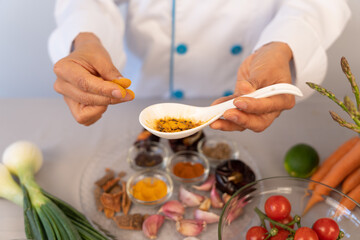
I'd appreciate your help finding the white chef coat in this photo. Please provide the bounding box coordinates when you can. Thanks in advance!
[48,0,350,100]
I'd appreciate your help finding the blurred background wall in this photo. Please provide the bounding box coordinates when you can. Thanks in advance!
[0,0,359,98]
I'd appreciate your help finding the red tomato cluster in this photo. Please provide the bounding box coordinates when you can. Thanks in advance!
[245,195,341,240]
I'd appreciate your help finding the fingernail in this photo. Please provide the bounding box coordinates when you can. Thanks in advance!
[234,100,247,110]
[123,93,133,101]
[112,89,124,98]
[209,122,220,130]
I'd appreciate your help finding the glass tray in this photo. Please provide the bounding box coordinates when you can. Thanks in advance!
[79,132,261,240]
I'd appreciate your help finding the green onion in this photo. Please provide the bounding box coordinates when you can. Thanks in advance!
[0,163,23,206]
[1,141,110,240]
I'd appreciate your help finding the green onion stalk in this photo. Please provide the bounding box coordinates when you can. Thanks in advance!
[0,163,23,206]
[1,141,109,240]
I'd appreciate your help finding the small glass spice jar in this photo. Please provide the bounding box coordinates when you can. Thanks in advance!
[127,141,169,170]
[197,135,239,167]
[126,169,173,206]
[166,150,210,185]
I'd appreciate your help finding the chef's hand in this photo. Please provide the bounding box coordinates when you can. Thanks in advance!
[210,42,295,132]
[53,32,134,126]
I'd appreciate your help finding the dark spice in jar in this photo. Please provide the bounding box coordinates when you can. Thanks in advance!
[202,142,231,160]
[134,152,163,167]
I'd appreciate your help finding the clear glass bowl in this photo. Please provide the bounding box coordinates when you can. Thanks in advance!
[127,141,169,171]
[197,135,239,168]
[166,150,210,185]
[79,132,260,239]
[126,169,173,206]
[218,176,360,240]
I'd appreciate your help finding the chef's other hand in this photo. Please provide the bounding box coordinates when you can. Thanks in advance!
[53,32,134,126]
[210,42,295,132]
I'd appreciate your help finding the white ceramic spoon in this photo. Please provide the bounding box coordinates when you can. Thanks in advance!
[139,83,303,139]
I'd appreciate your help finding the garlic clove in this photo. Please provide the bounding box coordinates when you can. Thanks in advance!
[210,184,224,208]
[162,211,183,221]
[142,214,165,239]
[176,219,206,237]
[225,197,247,225]
[192,174,215,191]
[179,185,205,207]
[194,209,220,224]
[199,197,211,211]
[158,200,185,221]
[222,193,232,204]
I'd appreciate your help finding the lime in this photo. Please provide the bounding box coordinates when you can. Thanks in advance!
[284,143,319,178]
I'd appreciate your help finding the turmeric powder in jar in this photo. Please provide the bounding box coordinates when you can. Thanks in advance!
[131,177,167,202]
[155,118,203,133]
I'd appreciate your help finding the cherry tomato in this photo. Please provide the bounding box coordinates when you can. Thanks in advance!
[264,195,291,220]
[246,226,267,240]
[312,218,340,240]
[270,230,291,240]
[294,227,319,240]
[270,215,294,230]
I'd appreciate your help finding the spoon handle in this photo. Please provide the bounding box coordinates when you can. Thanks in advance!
[211,83,303,114]
[242,83,303,98]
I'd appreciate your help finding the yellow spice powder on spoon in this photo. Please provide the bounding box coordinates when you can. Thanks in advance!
[155,118,203,132]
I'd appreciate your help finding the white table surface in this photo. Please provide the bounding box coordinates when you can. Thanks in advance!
[0,95,355,239]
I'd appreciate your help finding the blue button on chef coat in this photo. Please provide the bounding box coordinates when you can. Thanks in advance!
[231,45,243,55]
[176,44,188,54]
[172,90,184,99]
[223,90,234,97]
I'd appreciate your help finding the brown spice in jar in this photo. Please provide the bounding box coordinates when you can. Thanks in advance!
[155,118,203,133]
[173,161,205,179]
[202,142,231,160]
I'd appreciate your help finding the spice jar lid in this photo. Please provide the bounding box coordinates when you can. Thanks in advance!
[166,150,210,185]
[127,141,169,171]
[197,135,239,168]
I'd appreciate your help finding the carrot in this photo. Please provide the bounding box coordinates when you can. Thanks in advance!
[342,167,360,194]
[308,136,359,190]
[303,139,360,215]
[334,184,360,217]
